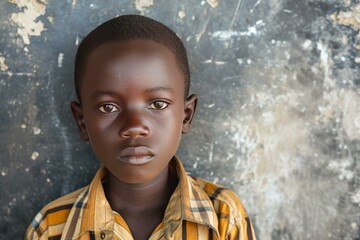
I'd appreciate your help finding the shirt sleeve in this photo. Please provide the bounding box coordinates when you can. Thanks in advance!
[218,188,256,240]
[24,223,39,240]
[227,215,256,240]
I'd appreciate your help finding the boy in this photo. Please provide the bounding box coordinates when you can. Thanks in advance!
[25,15,256,240]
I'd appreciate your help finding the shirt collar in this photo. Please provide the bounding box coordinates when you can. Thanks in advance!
[69,156,219,239]
[163,156,219,238]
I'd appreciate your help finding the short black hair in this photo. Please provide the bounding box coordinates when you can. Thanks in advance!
[74,14,190,101]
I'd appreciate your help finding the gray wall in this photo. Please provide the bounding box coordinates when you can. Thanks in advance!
[1,0,360,239]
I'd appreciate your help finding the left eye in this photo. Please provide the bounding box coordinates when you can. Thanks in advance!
[148,101,169,110]
[98,104,120,113]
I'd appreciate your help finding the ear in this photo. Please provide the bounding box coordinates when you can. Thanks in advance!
[70,101,89,141]
[182,94,198,134]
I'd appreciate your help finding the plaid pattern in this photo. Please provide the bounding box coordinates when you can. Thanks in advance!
[25,156,256,240]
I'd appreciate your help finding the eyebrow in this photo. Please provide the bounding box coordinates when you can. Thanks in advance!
[90,90,119,99]
[90,86,175,99]
[145,86,175,93]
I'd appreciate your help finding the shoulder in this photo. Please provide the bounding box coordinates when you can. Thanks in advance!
[190,176,256,239]
[191,176,249,219]
[25,186,88,240]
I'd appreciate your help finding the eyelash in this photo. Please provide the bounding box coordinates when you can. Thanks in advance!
[98,104,120,113]
[148,100,169,110]
[97,100,170,114]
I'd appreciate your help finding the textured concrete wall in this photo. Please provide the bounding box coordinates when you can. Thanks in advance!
[1,0,360,239]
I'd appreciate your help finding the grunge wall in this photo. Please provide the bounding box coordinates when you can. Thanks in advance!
[1,0,360,239]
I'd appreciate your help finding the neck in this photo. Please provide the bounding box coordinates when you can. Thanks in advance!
[104,165,178,214]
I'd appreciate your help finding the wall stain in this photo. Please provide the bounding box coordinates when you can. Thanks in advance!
[8,0,47,45]
[0,56,9,72]
[331,3,360,32]
[134,0,154,14]
[207,0,219,9]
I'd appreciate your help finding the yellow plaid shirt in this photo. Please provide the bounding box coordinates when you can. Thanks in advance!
[25,156,256,240]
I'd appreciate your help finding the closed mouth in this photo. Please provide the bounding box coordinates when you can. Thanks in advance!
[116,146,155,165]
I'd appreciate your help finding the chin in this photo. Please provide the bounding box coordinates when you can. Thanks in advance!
[116,171,156,184]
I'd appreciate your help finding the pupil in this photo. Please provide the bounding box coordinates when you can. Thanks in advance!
[104,105,113,112]
[155,102,163,108]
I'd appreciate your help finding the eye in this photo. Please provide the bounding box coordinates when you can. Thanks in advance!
[98,104,120,113]
[148,101,169,110]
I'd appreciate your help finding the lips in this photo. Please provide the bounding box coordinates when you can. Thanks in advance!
[116,146,155,165]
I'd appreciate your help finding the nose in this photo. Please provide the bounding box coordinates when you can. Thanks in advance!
[119,111,150,138]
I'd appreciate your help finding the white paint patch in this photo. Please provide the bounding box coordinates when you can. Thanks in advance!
[317,42,334,89]
[33,127,41,135]
[211,30,243,39]
[212,20,265,40]
[302,39,312,50]
[47,16,53,23]
[31,151,39,160]
[351,189,360,206]
[9,0,47,45]
[207,0,219,8]
[58,53,64,68]
[202,59,227,65]
[178,10,186,19]
[208,143,214,162]
[0,56,9,71]
[134,0,154,14]
[1,169,8,176]
[328,159,354,181]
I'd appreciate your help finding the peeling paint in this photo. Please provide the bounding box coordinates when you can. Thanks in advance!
[57,53,64,68]
[32,127,41,135]
[212,20,265,40]
[178,10,186,19]
[0,56,9,71]
[9,0,47,45]
[331,3,360,31]
[31,151,39,160]
[1,169,8,176]
[207,0,219,8]
[134,0,154,14]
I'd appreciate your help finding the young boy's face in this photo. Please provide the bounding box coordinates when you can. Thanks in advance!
[71,40,197,184]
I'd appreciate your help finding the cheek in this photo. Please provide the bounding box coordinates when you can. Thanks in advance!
[84,114,118,144]
[155,108,184,143]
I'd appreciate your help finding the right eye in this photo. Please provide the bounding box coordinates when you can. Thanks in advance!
[98,104,120,113]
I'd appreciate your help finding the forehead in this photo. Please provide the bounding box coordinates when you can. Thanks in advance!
[81,39,184,98]
[86,39,177,69]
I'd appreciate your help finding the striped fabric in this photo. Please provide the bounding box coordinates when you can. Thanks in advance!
[25,156,256,240]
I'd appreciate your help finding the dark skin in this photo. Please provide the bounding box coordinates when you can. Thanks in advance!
[71,40,197,240]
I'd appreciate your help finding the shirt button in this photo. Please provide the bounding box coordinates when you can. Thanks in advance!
[100,231,106,239]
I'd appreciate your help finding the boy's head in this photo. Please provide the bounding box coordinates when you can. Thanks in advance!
[71,15,197,184]
[74,14,191,101]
